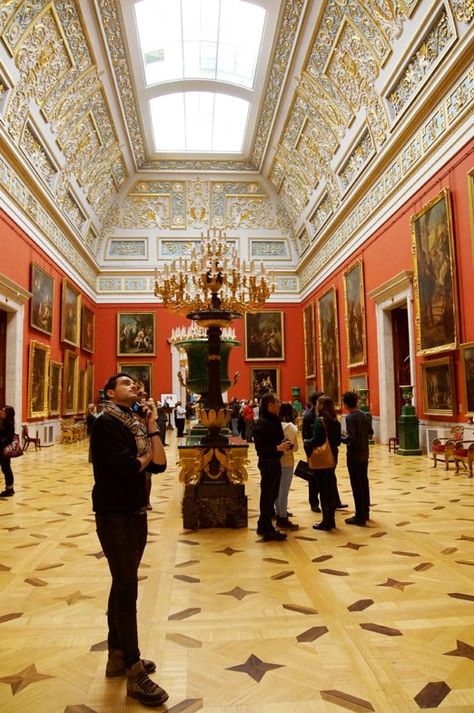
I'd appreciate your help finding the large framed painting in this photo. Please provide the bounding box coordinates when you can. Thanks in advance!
[317,287,341,408]
[411,189,458,355]
[63,349,79,414]
[30,263,54,335]
[86,360,95,405]
[343,259,366,367]
[250,367,280,401]
[117,313,156,356]
[245,311,284,361]
[81,305,95,353]
[460,342,474,416]
[468,168,474,264]
[49,361,63,417]
[303,302,316,378]
[61,279,81,347]
[421,357,455,416]
[28,340,51,418]
[349,373,368,393]
[78,368,87,413]
[117,362,153,398]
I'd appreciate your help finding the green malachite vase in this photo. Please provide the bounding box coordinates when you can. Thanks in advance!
[178,338,240,396]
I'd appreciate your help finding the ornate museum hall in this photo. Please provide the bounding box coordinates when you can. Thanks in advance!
[0,0,473,711]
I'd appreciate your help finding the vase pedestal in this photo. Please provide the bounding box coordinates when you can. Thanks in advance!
[178,441,249,529]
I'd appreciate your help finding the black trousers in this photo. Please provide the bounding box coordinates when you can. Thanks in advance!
[308,470,320,508]
[95,512,147,668]
[257,459,281,533]
[0,458,14,488]
[314,468,337,528]
[347,460,370,522]
[175,418,185,436]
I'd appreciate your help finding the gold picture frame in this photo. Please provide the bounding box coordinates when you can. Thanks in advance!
[81,305,95,353]
[61,279,81,347]
[250,367,280,401]
[30,263,54,335]
[117,362,153,398]
[421,356,456,416]
[28,340,51,419]
[303,302,316,378]
[460,342,474,416]
[49,361,63,417]
[86,360,95,405]
[468,168,474,265]
[78,367,87,413]
[244,311,285,361]
[63,349,79,415]
[117,312,156,356]
[343,259,366,367]
[411,188,458,355]
[317,287,341,408]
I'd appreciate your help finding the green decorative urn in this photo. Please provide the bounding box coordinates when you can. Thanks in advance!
[177,338,240,399]
[397,385,422,455]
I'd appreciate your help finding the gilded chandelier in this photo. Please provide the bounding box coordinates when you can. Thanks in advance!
[154,229,275,316]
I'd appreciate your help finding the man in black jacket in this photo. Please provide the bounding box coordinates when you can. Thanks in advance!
[253,393,292,541]
[91,373,168,707]
[341,390,374,526]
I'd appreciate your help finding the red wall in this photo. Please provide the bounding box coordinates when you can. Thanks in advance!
[302,137,474,420]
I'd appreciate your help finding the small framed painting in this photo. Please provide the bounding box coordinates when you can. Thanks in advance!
[244,311,284,361]
[303,302,316,379]
[317,287,341,408]
[81,305,95,353]
[250,367,280,401]
[63,349,79,415]
[117,362,153,398]
[349,373,368,393]
[421,357,456,416]
[86,360,95,406]
[30,263,54,335]
[117,312,156,356]
[343,259,366,367]
[61,279,81,347]
[28,340,51,418]
[460,342,474,416]
[49,361,63,417]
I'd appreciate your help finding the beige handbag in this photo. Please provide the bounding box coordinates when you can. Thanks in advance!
[308,421,335,470]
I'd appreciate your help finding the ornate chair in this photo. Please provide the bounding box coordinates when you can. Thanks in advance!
[453,440,474,477]
[432,426,464,471]
[21,424,41,451]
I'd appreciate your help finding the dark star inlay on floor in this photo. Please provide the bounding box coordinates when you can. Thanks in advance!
[214,547,243,556]
[340,542,367,550]
[378,578,414,591]
[0,663,54,695]
[227,653,284,682]
[444,640,474,661]
[218,586,257,600]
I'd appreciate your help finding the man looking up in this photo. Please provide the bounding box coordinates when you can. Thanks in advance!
[341,390,373,527]
[91,373,168,707]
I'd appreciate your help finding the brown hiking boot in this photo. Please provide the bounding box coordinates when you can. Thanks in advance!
[106,648,156,677]
[126,660,169,706]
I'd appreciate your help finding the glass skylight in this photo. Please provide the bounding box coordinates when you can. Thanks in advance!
[150,92,250,152]
[135,0,266,89]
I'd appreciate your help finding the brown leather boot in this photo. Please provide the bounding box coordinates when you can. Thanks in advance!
[106,648,156,677]
[126,660,168,706]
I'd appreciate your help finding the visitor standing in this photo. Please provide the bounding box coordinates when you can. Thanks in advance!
[342,390,373,526]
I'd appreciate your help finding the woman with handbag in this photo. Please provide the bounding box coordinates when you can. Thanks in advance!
[0,405,16,497]
[304,396,341,531]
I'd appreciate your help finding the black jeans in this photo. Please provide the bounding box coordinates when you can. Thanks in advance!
[95,512,147,668]
[0,458,14,488]
[347,460,370,522]
[315,468,337,528]
[308,470,320,508]
[175,418,185,436]
[257,458,281,533]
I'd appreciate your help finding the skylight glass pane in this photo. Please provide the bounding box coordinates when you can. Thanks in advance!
[150,92,249,152]
[135,0,266,88]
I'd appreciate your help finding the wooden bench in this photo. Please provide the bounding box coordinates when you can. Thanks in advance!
[453,440,474,477]
[432,438,456,470]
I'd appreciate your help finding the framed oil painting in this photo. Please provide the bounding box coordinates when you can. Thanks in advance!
[421,357,455,416]
[86,360,95,405]
[468,168,474,264]
[81,305,95,353]
[28,340,50,418]
[349,373,368,393]
[49,361,63,417]
[250,367,280,401]
[245,311,284,361]
[61,279,81,347]
[343,259,366,367]
[117,362,153,398]
[303,302,316,378]
[117,313,156,356]
[317,287,341,408]
[30,263,54,335]
[411,189,458,355]
[460,342,474,416]
[63,349,79,415]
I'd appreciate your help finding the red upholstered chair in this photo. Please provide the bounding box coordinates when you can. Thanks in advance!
[432,438,455,470]
[22,424,41,451]
[453,441,474,477]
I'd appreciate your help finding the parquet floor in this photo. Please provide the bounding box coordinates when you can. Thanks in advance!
[0,433,474,713]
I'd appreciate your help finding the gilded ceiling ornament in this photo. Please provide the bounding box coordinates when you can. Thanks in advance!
[452,0,474,22]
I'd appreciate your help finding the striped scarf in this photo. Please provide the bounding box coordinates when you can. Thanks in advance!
[102,401,149,457]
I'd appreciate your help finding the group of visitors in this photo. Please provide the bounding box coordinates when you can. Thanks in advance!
[229,397,259,441]
[254,389,373,541]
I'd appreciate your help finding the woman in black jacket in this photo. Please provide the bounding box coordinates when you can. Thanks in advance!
[304,396,341,530]
[0,405,16,497]
[253,393,291,541]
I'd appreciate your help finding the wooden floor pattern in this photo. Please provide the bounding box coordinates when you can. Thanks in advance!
[0,434,474,713]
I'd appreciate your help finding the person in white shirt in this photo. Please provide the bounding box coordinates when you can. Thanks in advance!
[174,401,186,436]
[274,402,299,530]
